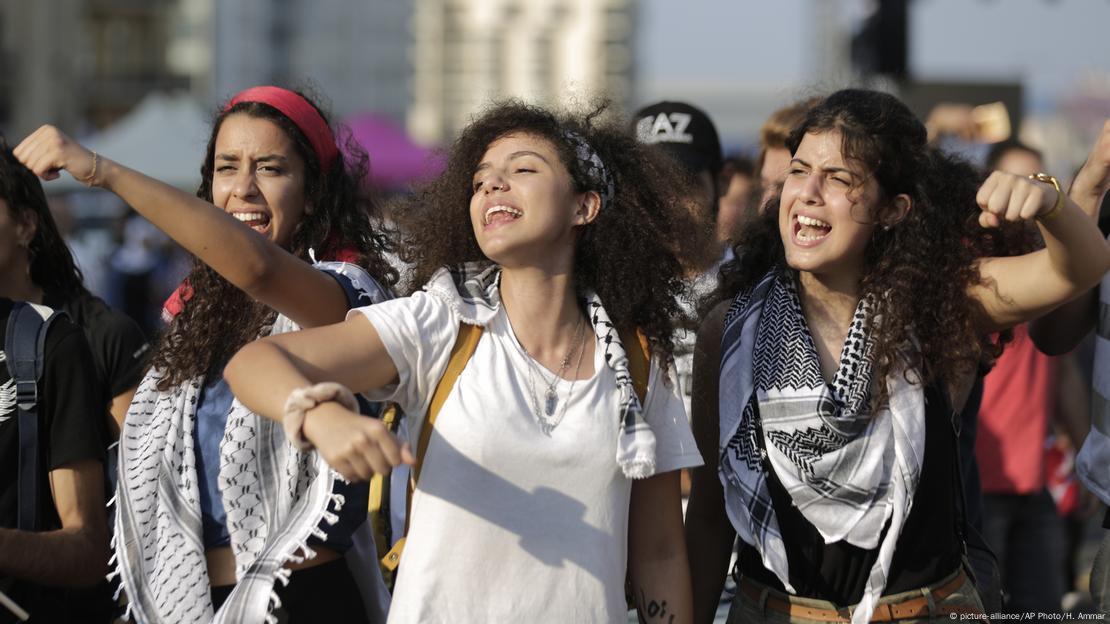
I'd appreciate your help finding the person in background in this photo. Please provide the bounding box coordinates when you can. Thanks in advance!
[0,143,148,442]
[107,214,170,337]
[633,101,727,493]
[755,97,820,209]
[0,296,108,624]
[0,142,149,622]
[1030,118,1110,616]
[718,156,755,251]
[975,139,1069,614]
[634,101,724,271]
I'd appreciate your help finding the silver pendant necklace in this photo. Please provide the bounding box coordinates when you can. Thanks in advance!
[522,317,587,433]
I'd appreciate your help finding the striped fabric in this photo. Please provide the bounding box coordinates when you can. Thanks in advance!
[1078,264,1110,506]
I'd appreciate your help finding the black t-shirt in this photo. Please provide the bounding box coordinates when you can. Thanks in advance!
[0,299,109,623]
[739,383,962,605]
[44,291,149,400]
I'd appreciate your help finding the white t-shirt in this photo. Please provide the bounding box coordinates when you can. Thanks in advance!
[353,291,702,624]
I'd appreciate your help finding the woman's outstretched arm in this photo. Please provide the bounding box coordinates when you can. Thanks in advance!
[225,314,412,480]
[14,125,349,328]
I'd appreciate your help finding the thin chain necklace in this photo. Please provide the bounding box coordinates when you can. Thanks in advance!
[522,316,587,434]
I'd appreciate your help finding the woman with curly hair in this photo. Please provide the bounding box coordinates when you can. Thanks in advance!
[684,89,1110,624]
[225,101,705,622]
[16,86,397,623]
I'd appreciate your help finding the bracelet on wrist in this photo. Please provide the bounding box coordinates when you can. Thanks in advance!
[283,382,359,451]
[81,151,99,188]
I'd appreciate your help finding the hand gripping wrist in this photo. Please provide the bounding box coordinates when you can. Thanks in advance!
[283,382,359,450]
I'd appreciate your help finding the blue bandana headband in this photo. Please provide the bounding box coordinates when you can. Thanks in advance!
[563,130,615,211]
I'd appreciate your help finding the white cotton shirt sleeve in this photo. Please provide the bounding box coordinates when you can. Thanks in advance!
[642,356,704,474]
[347,291,459,425]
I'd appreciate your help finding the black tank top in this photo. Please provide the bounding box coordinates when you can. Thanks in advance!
[738,383,963,605]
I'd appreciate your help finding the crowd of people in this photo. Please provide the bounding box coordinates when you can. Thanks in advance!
[0,81,1108,624]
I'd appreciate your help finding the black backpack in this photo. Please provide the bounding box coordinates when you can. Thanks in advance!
[5,301,64,532]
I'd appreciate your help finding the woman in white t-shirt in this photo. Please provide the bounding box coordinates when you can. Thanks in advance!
[226,101,707,622]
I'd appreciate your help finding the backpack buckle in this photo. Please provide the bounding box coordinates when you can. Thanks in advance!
[15,379,37,410]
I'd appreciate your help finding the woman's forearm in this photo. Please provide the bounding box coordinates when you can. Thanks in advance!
[630,471,693,624]
[685,487,736,624]
[1040,198,1110,290]
[97,158,282,293]
[225,339,312,423]
[225,315,400,422]
[631,554,694,624]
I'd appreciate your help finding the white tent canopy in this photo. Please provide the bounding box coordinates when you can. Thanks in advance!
[44,92,210,194]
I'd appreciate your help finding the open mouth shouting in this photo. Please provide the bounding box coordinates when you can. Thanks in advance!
[232,210,272,234]
[483,204,523,228]
[792,213,832,246]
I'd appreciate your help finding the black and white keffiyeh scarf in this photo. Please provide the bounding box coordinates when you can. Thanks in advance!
[718,268,925,624]
[111,262,391,624]
[425,263,658,478]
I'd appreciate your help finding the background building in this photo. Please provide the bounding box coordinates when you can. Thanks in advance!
[0,0,413,138]
[408,0,636,145]
[1,0,189,138]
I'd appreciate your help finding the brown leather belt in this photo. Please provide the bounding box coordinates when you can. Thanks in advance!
[738,569,984,622]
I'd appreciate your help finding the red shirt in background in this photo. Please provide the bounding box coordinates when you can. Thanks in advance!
[976,323,1058,494]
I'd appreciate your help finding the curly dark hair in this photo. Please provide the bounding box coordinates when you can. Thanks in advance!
[0,140,90,300]
[150,88,398,389]
[712,89,1021,407]
[395,100,711,364]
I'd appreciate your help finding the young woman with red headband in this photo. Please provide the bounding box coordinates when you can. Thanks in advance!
[16,86,398,623]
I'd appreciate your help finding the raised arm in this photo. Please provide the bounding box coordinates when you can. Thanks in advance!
[685,301,737,624]
[971,170,1110,332]
[13,126,349,328]
[1030,120,1110,354]
[224,314,411,480]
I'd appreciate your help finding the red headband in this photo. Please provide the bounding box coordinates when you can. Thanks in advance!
[225,86,339,170]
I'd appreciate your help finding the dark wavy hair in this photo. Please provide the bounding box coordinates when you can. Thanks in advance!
[0,140,90,300]
[712,89,1019,406]
[150,88,398,389]
[395,100,710,364]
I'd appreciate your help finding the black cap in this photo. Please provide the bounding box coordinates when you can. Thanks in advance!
[633,101,723,175]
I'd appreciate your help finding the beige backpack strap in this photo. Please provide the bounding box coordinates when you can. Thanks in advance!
[382,322,483,572]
